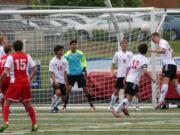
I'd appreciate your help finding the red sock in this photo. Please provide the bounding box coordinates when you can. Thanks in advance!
[27,106,37,125]
[3,105,10,124]
[1,98,4,111]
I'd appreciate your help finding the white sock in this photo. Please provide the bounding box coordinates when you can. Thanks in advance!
[115,98,129,113]
[119,89,124,103]
[0,93,3,101]
[175,84,180,96]
[51,95,56,109]
[110,93,117,107]
[54,97,61,108]
[159,84,168,102]
[132,96,139,107]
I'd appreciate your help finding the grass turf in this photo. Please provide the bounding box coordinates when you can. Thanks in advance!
[0,107,180,135]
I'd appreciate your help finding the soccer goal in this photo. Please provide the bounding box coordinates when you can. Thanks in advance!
[0,7,166,108]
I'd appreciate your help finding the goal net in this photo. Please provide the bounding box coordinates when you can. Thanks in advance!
[0,8,165,107]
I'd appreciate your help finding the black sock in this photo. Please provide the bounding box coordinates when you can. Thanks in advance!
[63,95,69,108]
[86,93,93,107]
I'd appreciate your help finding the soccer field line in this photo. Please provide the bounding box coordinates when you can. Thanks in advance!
[3,129,180,135]
[2,117,180,121]
[1,112,179,116]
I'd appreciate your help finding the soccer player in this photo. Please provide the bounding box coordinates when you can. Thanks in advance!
[0,40,38,132]
[0,34,8,57]
[109,39,133,110]
[112,43,155,118]
[63,40,96,112]
[0,45,11,111]
[49,45,68,113]
[149,32,180,109]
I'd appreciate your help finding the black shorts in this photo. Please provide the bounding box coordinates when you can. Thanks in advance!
[162,64,177,80]
[53,83,66,96]
[68,74,86,88]
[115,77,125,89]
[125,82,139,96]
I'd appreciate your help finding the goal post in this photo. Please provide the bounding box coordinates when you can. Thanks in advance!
[0,7,165,107]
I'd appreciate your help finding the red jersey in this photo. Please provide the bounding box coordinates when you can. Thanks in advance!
[0,54,8,74]
[4,52,35,83]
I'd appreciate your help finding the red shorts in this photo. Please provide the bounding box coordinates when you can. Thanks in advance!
[1,78,10,95]
[5,82,32,102]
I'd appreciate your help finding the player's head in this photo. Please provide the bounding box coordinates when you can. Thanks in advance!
[4,45,12,54]
[54,45,64,57]
[151,32,160,44]
[69,40,77,52]
[13,40,23,52]
[138,43,148,55]
[0,34,8,46]
[120,39,128,51]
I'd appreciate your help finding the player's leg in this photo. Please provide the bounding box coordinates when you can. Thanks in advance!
[22,83,38,132]
[109,89,119,110]
[156,77,169,109]
[112,82,138,117]
[23,101,38,132]
[0,99,11,132]
[132,93,140,111]
[78,74,96,112]
[171,79,180,95]
[50,83,62,113]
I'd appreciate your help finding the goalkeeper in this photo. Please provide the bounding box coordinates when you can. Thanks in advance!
[63,40,96,112]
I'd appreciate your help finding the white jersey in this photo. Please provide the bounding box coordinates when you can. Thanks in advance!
[159,39,176,65]
[49,56,67,84]
[126,54,148,85]
[112,50,133,78]
[0,46,5,57]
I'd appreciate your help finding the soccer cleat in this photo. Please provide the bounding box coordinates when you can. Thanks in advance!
[54,107,59,112]
[0,124,8,132]
[31,124,38,132]
[108,106,114,112]
[155,101,165,110]
[121,107,130,116]
[135,105,141,111]
[111,108,120,118]
[61,107,67,112]
[91,106,96,112]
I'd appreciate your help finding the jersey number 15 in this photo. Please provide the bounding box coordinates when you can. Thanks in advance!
[15,59,26,70]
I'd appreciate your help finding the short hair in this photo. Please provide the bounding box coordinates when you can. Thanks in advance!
[4,45,12,54]
[0,34,5,44]
[138,43,148,55]
[70,40,77,45]
[120,39,128,45]
[54,45,64,54]
[151,32,160,37]
[13,40,23,51]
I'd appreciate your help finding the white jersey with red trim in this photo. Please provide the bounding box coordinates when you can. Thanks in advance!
[126,54,148,85]
[49,56,67,84]
[159,39,176,65]
[112,50,133,78]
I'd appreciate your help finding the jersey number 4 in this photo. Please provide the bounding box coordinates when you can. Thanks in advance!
[15,59,26,70]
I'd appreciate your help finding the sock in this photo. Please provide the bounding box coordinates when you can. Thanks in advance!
[110,93,117,107]
[115,98,129,113]
[86,93,93,107]
[0,93,3,101]
[159,84,168,102]
[119,89,124,103]
[51,95,57,109]
[3,105,10,124]
[1,98,4,111]
[175,84,180,96]
[63,95,69,108]
[54,97,61,108]
[132,96,139,107]
[27,106,37,126]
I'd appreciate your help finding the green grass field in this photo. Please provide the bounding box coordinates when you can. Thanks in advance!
[1,107,180,135]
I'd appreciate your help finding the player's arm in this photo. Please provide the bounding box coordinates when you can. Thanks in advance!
[81,52,87,76]
[0,67,9,84]
[143,69,156,83]
[111,53,118,75]
[149,47,165,54]
[124,66,130,84]
[29,66,36,82]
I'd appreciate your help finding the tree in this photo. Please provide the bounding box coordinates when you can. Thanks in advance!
[34,0,142,7]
